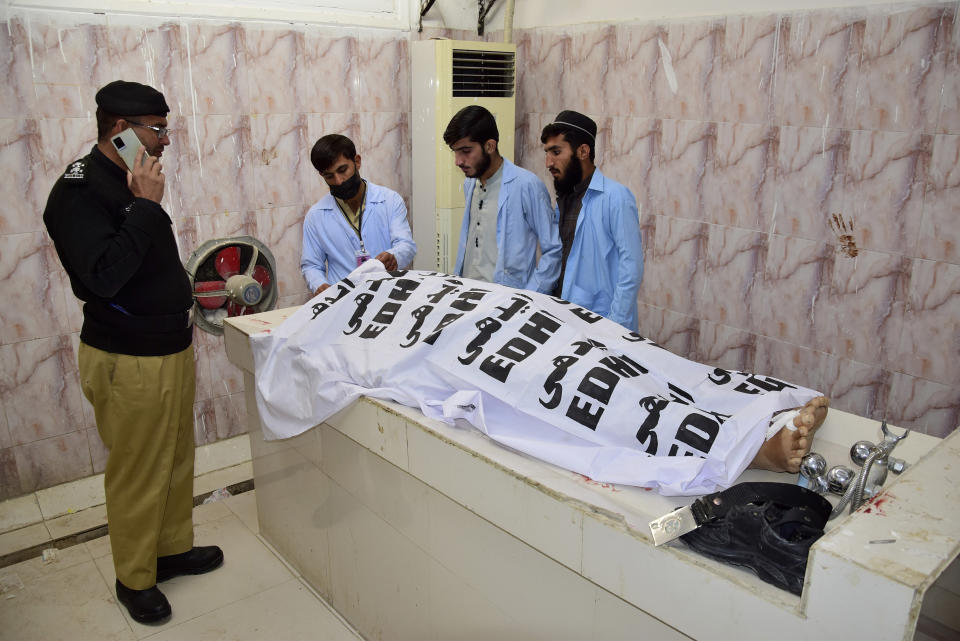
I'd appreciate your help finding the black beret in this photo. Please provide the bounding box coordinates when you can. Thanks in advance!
[95,80,169,116]
[551,110,597,140]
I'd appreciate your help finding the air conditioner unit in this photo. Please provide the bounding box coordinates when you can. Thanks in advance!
[411,39,516,273]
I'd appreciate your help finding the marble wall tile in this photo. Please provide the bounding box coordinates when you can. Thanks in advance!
[173,215,199,264]
[13,430,91,494]
[703,122,777,230]
[937,12,960,133]
[559,26,613,117]
[192,328,216,404]
[637,214,707,316]
[775,12,863,129]
[185,22,248,115]
[0,232,71,344]
[774,125,847,240]
[85,427,108,474]
[193,397,218,446]
[753,335,827,394]
[653,20,722,122]
[604,22,660,119]
[820,356,890,422]
[841,130,930,255]
[885,371,960,437]
[847,6,952,133]
[713,15,779,124]
[0,448,20,501]
[516,112,554,188]
[648,119,712,220]
[245,26,303,115]
[160,114,200,218]
[36,117,96,186]
[1,17,37,118]
[916,133,960,263]
[895,258,960,383]
[195,210,257,244]
[698,225,766,331]
[250,112,309,209]
[67,333,95,431]
[694,320,757,372]
[213,391,248,440]
[602,116,657,218]
[255,205,310,298]
[301,28,360,114]
[635,303,700,360]
[357,33,409,113]
[199,334,242,403]
[0,406,11,451]
[358,111,410,201]
[0,118,47,235]
[515,29,564,117]
[189,114,253,215]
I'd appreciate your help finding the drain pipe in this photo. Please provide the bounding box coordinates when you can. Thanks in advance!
[503,0,515,43]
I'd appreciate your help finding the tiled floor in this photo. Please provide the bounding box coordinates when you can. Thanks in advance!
[0,490,361,641]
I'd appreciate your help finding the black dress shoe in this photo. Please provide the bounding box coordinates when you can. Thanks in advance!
[156,545,224,582]
[115,580,171,624]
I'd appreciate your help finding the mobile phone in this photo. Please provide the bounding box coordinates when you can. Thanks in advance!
[110,128,144,172]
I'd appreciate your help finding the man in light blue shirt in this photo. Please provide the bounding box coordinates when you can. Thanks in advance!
[444,105,561,294]
[301,134,416,295]
[541,110,643,331]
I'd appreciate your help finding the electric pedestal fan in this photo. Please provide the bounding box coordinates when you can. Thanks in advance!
[185,236,279,335]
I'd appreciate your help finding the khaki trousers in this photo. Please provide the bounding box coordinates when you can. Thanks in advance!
[79,342,196,589]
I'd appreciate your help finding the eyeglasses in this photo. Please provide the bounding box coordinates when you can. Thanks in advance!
[125,120,172,138]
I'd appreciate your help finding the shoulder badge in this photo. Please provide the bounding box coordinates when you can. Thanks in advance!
[63,159,86,182]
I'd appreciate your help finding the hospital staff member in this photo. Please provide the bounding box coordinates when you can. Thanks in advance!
[301,134,416,295]
[444,105,561,293]
[541,110,643,331]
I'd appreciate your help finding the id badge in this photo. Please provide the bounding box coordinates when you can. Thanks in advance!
[355,248,371,266]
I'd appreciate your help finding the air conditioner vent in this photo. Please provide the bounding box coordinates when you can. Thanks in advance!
[452,49,515,97]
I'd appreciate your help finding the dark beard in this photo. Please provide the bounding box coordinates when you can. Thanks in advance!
[473,148,492,179]
[553,160,583,196]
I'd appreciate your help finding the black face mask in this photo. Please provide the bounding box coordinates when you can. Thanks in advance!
[329,171,363,200]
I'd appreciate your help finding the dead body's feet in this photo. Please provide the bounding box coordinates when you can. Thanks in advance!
[749,396,829,473]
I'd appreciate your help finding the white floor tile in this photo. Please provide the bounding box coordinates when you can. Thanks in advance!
[0,493,42,535]
[85,532,112,560]
[0,522,51,557]
[223,490,259,534]
[193,462,253,497]
[146,578,360,641]
[36,474,106,521]
[45,504,108,539]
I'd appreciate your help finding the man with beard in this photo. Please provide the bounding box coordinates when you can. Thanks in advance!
[541,110,643,331]
[444,105,561,293]
[302,134,416,295]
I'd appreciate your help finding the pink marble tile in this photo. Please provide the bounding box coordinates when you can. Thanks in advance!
[559,26,614,116]
[602,116,657,217]
[158,114,200,219]
[85,427,108,475]
[752,234,831,346]
[31,84,94,120]
[193,397,218,446]
[255,205,309,298]
[0,118,48,235]
[817,249,908,365]
[774,125,847,240]
[517,112,555,189]
[635,302,700,361]
[185,22,249,115]
[648,119,712,220]
[703,123,777,231]
[774,13,863,129]
[25,16,113,98]
[515,29,565,116]
[916,134,960,263]
[245,26,303,115]
[189,114,254,215]
[356,33,409,113]
[358,111,410,201]
[885,372,960,437]
[841,130,930,255]
[695,321,758,373]
[205,341,244,399]
[712,15,779,124]
[1,17,37,118]
[653,19,722,122]
[301,28,359,114]
[0,448,21,500]
[14,430,92,494]
[937,11,960,134]
[195,210,257,246]
[753,335,828,394]
[250,112,308,209]
[0,336,84,445]
[213,392,248,440]
[895,258,960,384]
[603,22,660,118]
[105,19,192,117]
[847,6,952,132]
[0,405,12,450]
[192,328,216,404]
[67,333,94,429]
[637,214,707,316]
[819,357,890,423]
[699,226,767,331]
[36,117,97,181]
[0,232,71,344]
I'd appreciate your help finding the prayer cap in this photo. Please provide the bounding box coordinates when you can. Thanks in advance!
[550,110,596,140]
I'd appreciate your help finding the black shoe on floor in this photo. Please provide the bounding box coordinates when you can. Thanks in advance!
[115,580,171,624]
[156,545,224,582]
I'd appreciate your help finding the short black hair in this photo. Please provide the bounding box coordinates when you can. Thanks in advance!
[95,107,122,141]
[443,105,499,148]
[540,123,595,162]
[310,134,357,173]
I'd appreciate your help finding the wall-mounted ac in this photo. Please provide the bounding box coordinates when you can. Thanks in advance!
[411,39,516,273]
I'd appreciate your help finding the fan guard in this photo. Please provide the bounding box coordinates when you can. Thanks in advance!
[185,236,279,335]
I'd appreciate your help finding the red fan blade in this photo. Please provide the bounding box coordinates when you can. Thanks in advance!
[252,265,272,291]
[215,246,242,279]
[194,280,227,309]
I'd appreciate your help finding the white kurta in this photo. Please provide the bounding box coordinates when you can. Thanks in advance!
[251,262,818,495]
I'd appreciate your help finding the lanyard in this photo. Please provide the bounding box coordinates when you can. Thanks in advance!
[334,182,367,252]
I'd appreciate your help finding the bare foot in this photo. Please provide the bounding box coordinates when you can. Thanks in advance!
[749,396,830,473]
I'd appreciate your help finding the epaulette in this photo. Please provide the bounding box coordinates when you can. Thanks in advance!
[62,159,87,183]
